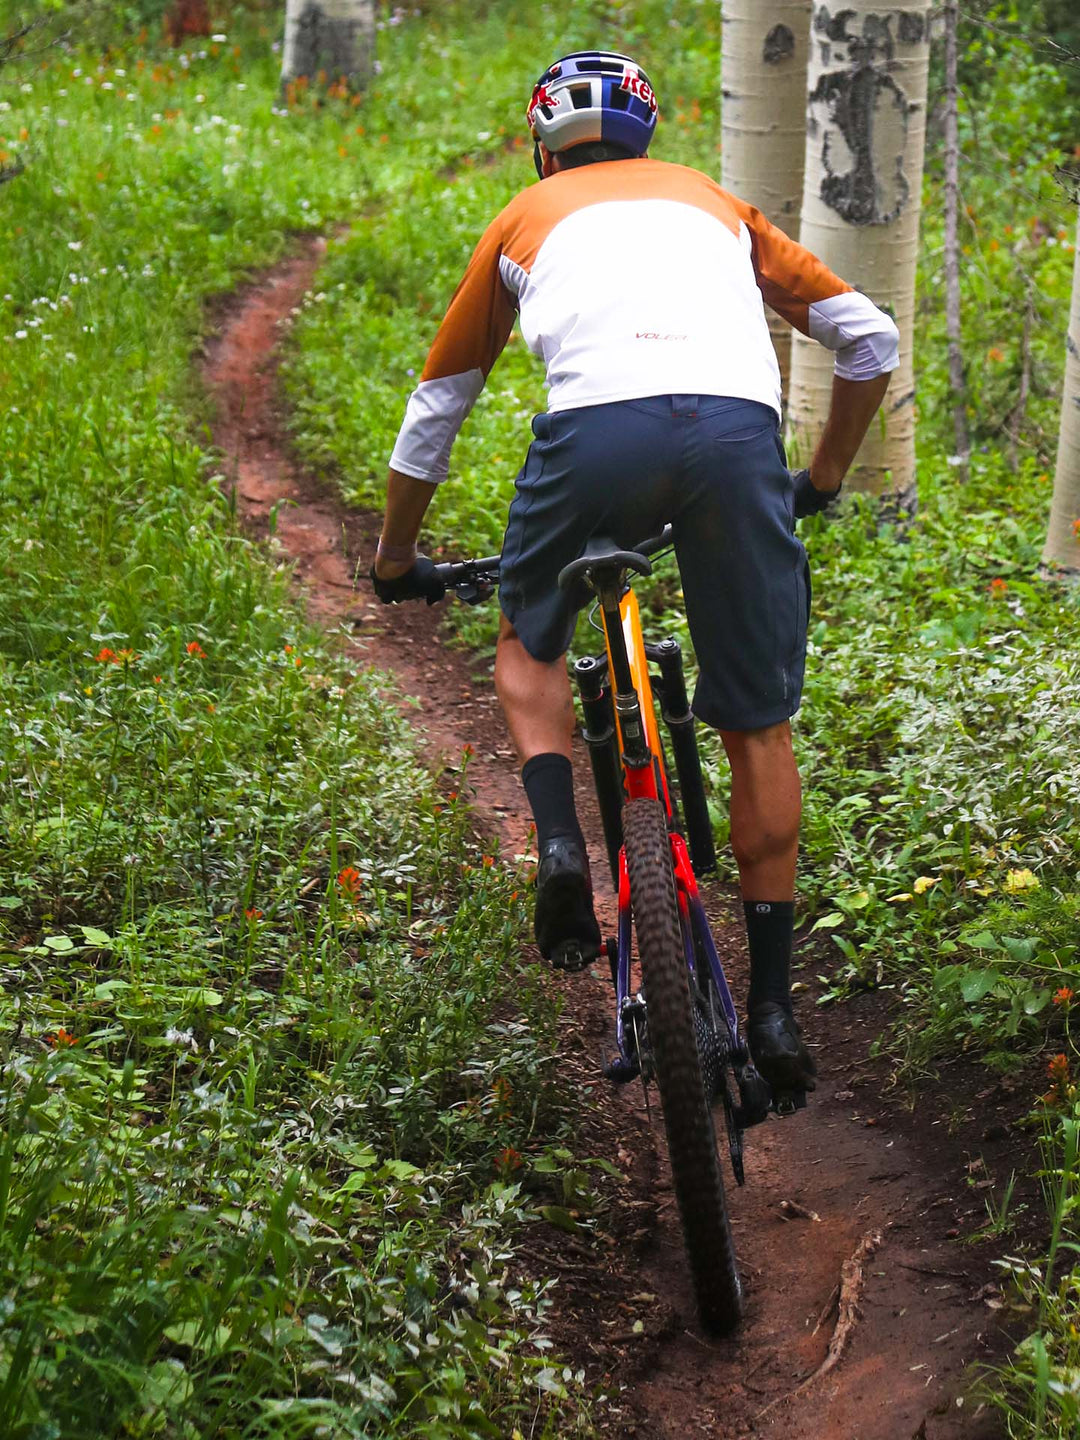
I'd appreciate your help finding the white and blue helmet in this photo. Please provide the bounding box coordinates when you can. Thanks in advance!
[526,51,659,169]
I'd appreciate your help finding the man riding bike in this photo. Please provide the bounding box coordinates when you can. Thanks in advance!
[371,51,897,1102]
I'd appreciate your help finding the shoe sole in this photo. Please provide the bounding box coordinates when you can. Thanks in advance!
[536,869,600,972]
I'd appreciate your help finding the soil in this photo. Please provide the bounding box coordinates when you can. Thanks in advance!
[200,238,1040,1440]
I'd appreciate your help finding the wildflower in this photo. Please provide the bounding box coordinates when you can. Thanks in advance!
[462,743,475,758]
[987,347,1005,363]
[1053,987,1074,1009]
[245,907,263,921]
[337,865,361,897]
[153,675,162,684]
[1048,1053,1070,1087]
[1073,517,1080,539]
[482,855,495,867]
[283,643,293,654]
[164,1026,197,1050]
[1003,868,1039,893]
[988,577,1009,596]
[495,1145,523,1175]
[46,1027,77,1047]
[185,640,206,658]
[95,647,121,663]
[913,876,938,895]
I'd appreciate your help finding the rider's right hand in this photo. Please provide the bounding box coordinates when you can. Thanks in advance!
[791,467,843,519]
[369,555,447,606]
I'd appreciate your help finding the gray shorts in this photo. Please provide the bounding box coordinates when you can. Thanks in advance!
[498,394,811,732]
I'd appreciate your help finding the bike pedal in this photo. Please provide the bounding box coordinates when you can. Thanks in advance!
[772,1089,808,1117]
[550,940,597,973]
[602,1054,641,1084]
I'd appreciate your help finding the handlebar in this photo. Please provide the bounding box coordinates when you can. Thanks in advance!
[431,524,674,605]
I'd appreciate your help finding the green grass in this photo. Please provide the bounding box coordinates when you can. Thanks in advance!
[0,4,621,1434]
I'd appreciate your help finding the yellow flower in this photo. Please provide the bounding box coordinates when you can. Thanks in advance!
[887,892,914,904]
[913,876,939,895]
[1004,868,1039,893]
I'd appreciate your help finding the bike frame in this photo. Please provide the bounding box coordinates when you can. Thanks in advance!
[592,576,746,1080]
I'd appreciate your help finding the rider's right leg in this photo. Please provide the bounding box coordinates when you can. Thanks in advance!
[719,720,817,1094]
[495,614,601,970]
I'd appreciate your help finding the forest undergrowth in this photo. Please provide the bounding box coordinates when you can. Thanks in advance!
[280,3,1080,1432]
[0,4,634,1436]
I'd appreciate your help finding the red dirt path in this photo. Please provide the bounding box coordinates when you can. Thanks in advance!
[201,239,1025,1439]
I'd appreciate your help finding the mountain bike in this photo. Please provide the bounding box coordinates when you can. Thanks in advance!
[423,527,791,1335]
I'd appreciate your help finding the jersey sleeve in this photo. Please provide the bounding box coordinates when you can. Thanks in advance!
[729,198,900,382]
[389,216,518,484]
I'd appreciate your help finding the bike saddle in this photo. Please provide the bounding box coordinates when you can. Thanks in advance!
[558,536,653,595]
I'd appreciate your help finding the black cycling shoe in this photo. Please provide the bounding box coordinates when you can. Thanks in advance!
[534,835,602,973]
[747,1002,817,1099]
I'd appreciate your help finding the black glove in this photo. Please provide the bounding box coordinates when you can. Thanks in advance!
[369,555,446,606]
[791,467,843,519]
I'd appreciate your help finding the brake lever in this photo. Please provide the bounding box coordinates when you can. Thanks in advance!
[455,577,495,606]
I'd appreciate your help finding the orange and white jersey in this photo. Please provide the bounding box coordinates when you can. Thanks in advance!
[390,158,899,483]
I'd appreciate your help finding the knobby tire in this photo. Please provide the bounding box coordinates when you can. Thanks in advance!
[623,796,743,1334]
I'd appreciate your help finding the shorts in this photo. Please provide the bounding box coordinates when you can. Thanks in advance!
[498,394,811,732]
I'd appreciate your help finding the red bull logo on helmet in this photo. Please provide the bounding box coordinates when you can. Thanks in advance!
[620,71,657,113]
[527,82,561,127]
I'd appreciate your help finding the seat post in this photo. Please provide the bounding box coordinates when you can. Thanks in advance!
[597,581,652,771]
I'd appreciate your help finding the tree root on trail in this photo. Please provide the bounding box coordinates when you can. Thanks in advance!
[756,1228,884,1424]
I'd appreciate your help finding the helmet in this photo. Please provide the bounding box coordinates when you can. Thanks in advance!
[526,51,658,173]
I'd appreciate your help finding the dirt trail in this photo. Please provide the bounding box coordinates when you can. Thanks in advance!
[202,240,1024,1439]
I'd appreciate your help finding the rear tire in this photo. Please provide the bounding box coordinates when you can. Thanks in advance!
[623,796,743,1334]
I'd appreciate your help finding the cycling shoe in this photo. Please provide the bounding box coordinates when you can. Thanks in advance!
[747,1001,817,1098]
[534,835,602,973]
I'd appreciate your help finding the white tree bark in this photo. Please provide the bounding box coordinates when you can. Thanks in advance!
[281,0,374,90]
[721,0,812,388]
[943,0,969,475]
[1043,200,1080,575]
[787,2,931,498]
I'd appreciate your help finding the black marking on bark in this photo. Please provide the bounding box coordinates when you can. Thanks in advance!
[898,11,926,43]
[1067,332,1079,359]
[809,5,925,226]
[763,23,796,63]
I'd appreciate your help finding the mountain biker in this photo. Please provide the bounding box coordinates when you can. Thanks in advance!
[371,51,898,1100]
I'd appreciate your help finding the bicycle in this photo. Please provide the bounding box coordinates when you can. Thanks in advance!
[421,526,798,1335]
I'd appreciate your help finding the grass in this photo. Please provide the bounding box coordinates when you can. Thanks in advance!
[0,4,626,1434]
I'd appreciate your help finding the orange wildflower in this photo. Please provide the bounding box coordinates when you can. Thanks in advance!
[1048,1053,1070,1086]
[337,865,361,896]
[95,647,118,664]
[46,1027,77,1047]
[494,1146,523,1176]
[245,907,263,921]
[185,640,206,658]
[1053,987,1074,1008]
[988,577,1009,595]
[987,347,1005,363]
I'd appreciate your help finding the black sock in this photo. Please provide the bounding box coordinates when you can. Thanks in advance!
[744,901,795,1014]
[521,753,582,851]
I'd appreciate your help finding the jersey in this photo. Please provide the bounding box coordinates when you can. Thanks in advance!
[389,157,900,484]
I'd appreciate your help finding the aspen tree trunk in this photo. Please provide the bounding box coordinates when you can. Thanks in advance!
[943,0,969,475]
[1042,200,1080,575]
[787,2,931,499]
[721,0,812,389]
[281,0,374,91]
